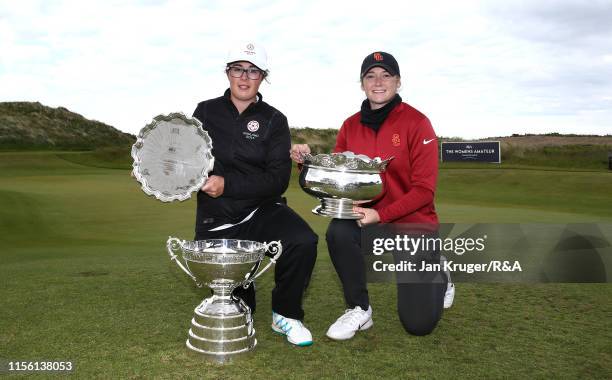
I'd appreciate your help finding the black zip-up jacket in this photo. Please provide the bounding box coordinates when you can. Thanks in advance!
[192,89,291,231]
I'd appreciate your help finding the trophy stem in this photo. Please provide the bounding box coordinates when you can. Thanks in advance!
[314,198,362,219]
[206,277,242,297]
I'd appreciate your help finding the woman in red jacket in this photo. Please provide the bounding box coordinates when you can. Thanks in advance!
[291,51,454,340]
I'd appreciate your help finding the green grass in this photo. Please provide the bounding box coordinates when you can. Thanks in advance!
[436,167,612,220]
[0,152,611,379]
[55,148,134,170]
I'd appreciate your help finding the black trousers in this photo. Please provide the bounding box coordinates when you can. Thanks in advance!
[195,201,318,321]
[326,219,446,336]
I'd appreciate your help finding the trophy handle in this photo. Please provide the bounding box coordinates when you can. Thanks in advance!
[301,152,314,163]
[166,237,202,287]
[379,156,394,171]
[242,241,283,288]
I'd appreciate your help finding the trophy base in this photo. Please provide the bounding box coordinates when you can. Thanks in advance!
[312,199,362,219]
[186,339,257,363]
[186,295,256,360]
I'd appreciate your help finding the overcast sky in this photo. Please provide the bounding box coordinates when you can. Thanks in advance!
[1,0,611,138]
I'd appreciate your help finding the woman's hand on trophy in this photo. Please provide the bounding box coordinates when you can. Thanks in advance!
[354,206,380,227]
[290,144,311,164]
[201,175,225,198]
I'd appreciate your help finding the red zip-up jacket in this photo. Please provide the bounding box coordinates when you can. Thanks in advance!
[334,102,438,225]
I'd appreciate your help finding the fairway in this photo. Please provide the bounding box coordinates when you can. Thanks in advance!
[1,151,611,379]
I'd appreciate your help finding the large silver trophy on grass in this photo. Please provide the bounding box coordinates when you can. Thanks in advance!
[167,237,282,361]
[299,151,392,219]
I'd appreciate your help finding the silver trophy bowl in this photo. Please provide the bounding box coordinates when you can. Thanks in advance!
[299,151,392,219]
[167,237,282,362]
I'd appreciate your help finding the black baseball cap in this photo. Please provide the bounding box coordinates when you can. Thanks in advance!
[360,51,400,78]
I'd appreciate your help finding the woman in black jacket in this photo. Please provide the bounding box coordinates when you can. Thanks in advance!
[193,42,317,347]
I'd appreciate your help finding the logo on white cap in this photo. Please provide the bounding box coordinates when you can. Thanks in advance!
[227,42,269,71]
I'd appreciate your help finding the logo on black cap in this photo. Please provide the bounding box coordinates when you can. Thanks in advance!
[360,51,400,78]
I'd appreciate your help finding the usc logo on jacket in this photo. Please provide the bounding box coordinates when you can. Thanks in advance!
[392,133,401,147]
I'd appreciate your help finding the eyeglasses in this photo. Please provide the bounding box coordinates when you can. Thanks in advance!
[227,66,264,80]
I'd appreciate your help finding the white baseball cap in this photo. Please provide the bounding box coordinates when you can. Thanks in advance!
[226,42,269,72]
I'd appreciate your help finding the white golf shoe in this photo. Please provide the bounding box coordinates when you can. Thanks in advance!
[326,306,373,341]
[444,281,455,309]
[271,312,313,347]
[442,257,455,309]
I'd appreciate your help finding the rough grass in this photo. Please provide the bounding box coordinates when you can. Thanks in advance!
[290,127,338,155]
[0,101,135,150]
[0,152,611,379]
[499,144,612,170]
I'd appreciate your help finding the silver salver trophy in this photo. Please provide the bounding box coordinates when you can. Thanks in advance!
[132,113,281,360]
[131,113,215,202]
[299,152,392,219]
